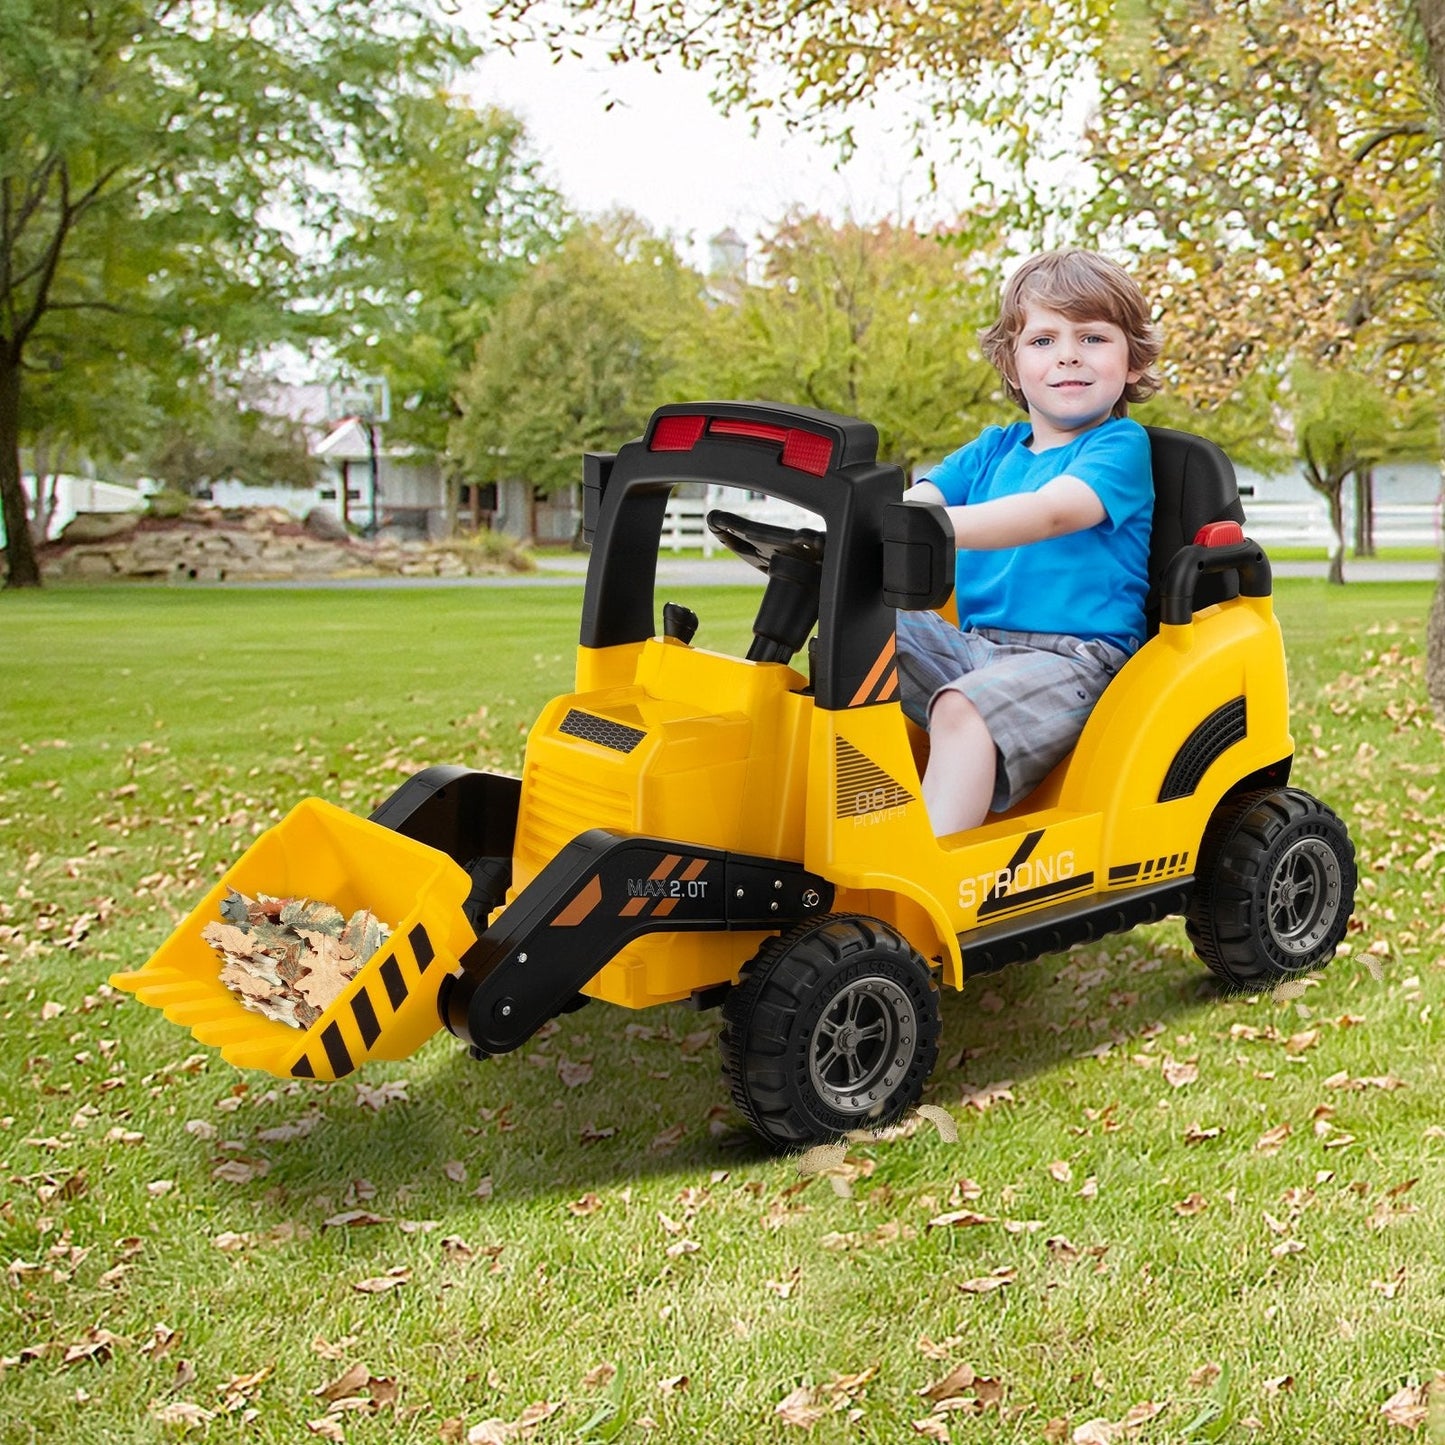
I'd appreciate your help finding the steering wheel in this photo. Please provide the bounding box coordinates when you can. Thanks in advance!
[706,510,827,665]
[706,511,826,572]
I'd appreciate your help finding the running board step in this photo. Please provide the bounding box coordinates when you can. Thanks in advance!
[962,879,1193,975]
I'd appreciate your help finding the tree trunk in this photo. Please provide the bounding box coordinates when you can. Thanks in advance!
[0,351,42,589]
[1326,477,1347,585]
[1430,465,1445,714]
[1412,0,1445,710]
[1352,467,1375,557]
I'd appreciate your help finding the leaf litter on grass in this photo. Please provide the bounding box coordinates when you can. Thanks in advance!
[204,887,392,1028]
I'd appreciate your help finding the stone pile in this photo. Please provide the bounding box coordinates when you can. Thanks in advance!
[36,505,533,582]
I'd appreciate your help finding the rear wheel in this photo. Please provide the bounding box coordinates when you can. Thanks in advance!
[1186,787,1356,990]
[719,915,941,1149]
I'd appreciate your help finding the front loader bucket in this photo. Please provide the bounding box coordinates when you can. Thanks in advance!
[112,797,476,1080]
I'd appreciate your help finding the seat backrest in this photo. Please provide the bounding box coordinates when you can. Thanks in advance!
[1144,426,1247,635]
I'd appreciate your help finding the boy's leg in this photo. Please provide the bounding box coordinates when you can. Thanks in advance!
[922,690,996,837]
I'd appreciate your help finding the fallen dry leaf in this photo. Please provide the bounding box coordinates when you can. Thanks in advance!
[305,1420,345,1442]
[1188,1362,1222,1389]
[1381,1380,1431,1429]
[958,1267,1015,1295]
[797,1143,848,1176]
[352,1268,410,1294]
[650,1123,686,1153]
[314,1363,370,1404]
[354,1080,408,1111]
[582,1362,617,1389]
[914,1104,959,1142]
[927,1210,996,1230]
[1174,1193,1208,1217]
[775,1384,828,1428]
[1255,1123,1292,1155]
[911,1418,950,1441]
[919,1362,977,1402]
[1163,1058,1199,1088]
[960,1080,1015,1112]
[152,1402,216,1427]
[1048,1160,1074,1183]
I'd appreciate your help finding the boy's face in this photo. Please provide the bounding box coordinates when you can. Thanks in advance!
[1008,302,1141,446]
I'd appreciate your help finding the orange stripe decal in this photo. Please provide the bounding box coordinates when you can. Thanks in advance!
[878,667,898,702]
[554,875,603,927]
[850,635,896,707]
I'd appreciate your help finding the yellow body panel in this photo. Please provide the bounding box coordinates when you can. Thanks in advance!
[511,591,1291,1004]
[509,639,814,1007]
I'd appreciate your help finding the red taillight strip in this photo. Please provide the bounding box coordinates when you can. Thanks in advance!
[646,412,834,476]
[649,414,707,451]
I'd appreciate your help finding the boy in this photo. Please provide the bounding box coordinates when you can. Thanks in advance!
[896,249,1161,838]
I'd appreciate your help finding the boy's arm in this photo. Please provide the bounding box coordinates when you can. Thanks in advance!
[905,475,1106,550]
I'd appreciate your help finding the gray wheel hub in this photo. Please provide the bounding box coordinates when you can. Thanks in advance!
[807,974,917,1115]
[1267,835,1344,957]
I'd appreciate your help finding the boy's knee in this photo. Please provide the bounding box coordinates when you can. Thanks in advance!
[930,689,983,734]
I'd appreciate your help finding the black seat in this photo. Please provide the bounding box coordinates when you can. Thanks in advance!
[1144,426,1247,636]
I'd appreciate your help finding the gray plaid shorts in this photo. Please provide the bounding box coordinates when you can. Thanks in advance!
[895,610,1132,812]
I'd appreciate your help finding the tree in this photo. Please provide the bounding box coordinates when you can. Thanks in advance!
[140,383,319,497]
[1,0,477,587]
[1291,364,1437,583]
[705,214,1001,476]
[326,93,568,475]
[1084,0,1439,407]
[451,215,710,498]
[1407,0,1445,713]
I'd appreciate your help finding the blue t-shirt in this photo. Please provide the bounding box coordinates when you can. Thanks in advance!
[926,417,1153,653]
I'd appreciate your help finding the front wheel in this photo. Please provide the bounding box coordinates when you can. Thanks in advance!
[1185,787,1356,990]
[719,915,941,1149]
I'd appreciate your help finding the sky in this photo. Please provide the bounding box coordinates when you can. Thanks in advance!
[466,39,980,265]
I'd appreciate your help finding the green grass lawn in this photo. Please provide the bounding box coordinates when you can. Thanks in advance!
[1,579,1441,1444]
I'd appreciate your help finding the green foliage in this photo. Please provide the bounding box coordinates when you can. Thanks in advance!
[451,214,711,493]
[704,214,1002,474]
[140,387,320,494]
[328,94,569,464]
[0,0,480,586]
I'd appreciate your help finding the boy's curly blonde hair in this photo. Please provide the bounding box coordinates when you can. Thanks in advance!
[980,250,1162,419]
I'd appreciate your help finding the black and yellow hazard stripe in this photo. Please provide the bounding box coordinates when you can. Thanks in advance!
[289,922,438,1080]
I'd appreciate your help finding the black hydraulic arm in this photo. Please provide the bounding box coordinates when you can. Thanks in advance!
[438,830,834,1057]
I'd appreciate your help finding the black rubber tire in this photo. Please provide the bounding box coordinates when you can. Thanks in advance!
[1185,787,1356,990]
[719,915,941,1149]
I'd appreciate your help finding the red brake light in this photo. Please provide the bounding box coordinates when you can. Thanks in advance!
[709,418,834,476]
[650,414,706,451]
[1194,521,1244,547]
[780,429,834,476]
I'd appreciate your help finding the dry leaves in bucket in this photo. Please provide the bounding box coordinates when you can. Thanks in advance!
[205,889,392,1029]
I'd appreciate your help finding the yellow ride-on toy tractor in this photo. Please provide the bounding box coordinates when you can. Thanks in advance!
[115,401,1357,1149]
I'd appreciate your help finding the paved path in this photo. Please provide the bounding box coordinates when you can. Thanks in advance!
[535,555,1440,585]
[232,554,1439,589]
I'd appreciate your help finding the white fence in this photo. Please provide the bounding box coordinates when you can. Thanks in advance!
[660,492,1442,554]
[1241,498,1439,550]
[662,488,822,556]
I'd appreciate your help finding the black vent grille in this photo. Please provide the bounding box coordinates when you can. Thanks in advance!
[559,708,647,754]
[1159,697,1247,801]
